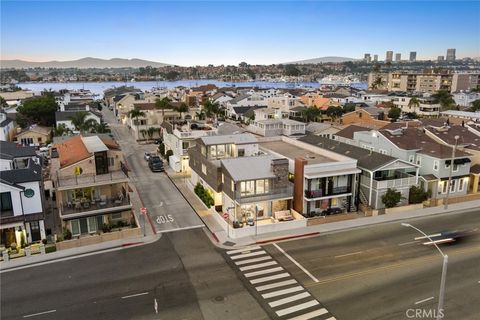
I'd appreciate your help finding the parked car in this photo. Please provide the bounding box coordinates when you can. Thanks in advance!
[148,156,164,172]
[154,139,163,145]
[144,152,152,161]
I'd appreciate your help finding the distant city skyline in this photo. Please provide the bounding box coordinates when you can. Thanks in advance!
[1,1,479,66]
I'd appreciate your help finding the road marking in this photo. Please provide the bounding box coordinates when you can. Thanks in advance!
[156,225,204,234]
[414,233,441,240]
[287,308,329,320]
[23,310,56,318]
[121,292,149,299]
[415,296,434,305]
[334,251,363,258]
[250,272,290,284]
[239,261,277,271]
[276,300,319,317]
[262,286,304,299]
[273,243,319,283]
[244,267,284,278]
[227,246,261,255]
[398,240,418,246]
[269,291,311,307]
[235,256,271,266]
[255,279,298,291]
[230,250,267,260]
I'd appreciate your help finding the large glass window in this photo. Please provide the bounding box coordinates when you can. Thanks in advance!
[240,179,269,196]
[241,181,255,196]
[216,145,225,158]
[71,220,80,236]
[0,192,13,212]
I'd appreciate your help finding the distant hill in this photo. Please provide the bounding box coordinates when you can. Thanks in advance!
[0,57,170,69]
[285,56,358,64]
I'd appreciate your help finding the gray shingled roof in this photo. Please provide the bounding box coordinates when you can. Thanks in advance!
[0,141,37,160]
[0,160,42,185]
[228,94,250,104]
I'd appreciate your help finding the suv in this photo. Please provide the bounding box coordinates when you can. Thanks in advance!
[148,156,164,172]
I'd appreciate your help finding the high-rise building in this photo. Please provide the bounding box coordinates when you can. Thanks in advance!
[409,51,417,62]
[395,53,401,62]
[386,51,393,62]
[373,54,378,62]
[438,56,445,62]
[364,53,371,63]
[446,48,456,61]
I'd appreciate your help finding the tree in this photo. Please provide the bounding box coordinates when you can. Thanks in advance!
[155,97,171,120]
[195,110,206,121]
[381,188,402,208]
[408,97,420,110]
[175,102,189,119]
[284,64,301,76]
[0,97,8,109]
[408,186,430,204]
[432,90,456,110]
[325,106,343,120]
[128,108,146,137]
[16,94,58,128]
[301,106,321,122]
[470,99,480,112]
[94,121,111,133]
[203,100,220,121]
[388,106,402,121]
[140,129,147,140]
[69,111,97,133]
[343,103,356,113]
[54,123,72,137]
[370,76,384,90]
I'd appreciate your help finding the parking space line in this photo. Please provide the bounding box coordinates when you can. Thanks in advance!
[414,296,434,305]
[334,251,363,258]
[273,243,319,283]
[121,292,149,299]
[23,310,57,318]
[269,292,311,308]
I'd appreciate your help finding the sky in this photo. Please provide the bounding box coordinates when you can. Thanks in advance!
[1,1,479,66]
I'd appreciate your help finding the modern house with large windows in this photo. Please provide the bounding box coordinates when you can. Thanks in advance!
[50,135,134,237]
[0,142,46,248]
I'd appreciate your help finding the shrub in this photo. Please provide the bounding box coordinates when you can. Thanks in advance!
[165,149,173,161]
[20,233,26,248]
[41,239,47,245]
[194,182,214,207]
[102,223,112,233]
[63,228,72,240]
[116,220,127,228]
[381,188,403,208]
[45,246,57,254]
[409,185,430,204]
[158,142,165,157]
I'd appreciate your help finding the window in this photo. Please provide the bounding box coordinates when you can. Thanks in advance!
[409,155,415,163]
[238,149,245,157]
[108,157,115,167]
[221,173,225,184]
[256,179,265,194]
[379,149,387,155]
[210,145,217,158]
[0,192,13,212]
[453,163,459,172]
[217,145,225,158]
[416,156,422,165]
[450,179,456,192]
[111,212,122,220]
[240,180,255,196]
[458,178,465,192]
[71,220,80,236]
[202,164,207,175]
[231,180,234,192]
[440,181,448,194]
[37,137,42,142]
[433,160,439,171]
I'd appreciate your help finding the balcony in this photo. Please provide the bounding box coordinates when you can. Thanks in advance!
[56,171,129,190]
[304,186,351,199]
[235,186,293,204]
[360,172,416,190]
[60,196,132,218]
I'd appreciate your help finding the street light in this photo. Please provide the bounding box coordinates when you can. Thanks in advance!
[401,223,448,320]
[444,135,460,210]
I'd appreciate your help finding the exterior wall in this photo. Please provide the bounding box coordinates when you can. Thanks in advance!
[15,131,50,146]
[293,158,307,213]
[0,181,43,216]
[188,144,222,192]
[340,110,389,128]
[0,120,15,142]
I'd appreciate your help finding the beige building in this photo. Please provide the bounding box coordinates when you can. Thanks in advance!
[14,125,52,146]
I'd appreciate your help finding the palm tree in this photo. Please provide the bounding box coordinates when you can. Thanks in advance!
[176,103,189,119]
[408,97,420,111]
[155,97,172,121]
[203,100,220,121]
[301,106,320,122]
[54,123,72,136]
[94,121,111,133]
[69,111,97,133]
[128,108,146,138]
[195,110,206,121]
[371,76,384,90]
[140,129,147,140]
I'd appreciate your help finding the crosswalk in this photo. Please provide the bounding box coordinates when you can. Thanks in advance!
[226,246,336,320]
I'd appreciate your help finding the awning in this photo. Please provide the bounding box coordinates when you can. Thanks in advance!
[0,221,24,230]
[445,158,471,166]
[304,168,361,179]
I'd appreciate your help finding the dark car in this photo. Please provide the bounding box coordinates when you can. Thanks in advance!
[421,231,466,246]
[321,207,343,216]
[148,156,164,172]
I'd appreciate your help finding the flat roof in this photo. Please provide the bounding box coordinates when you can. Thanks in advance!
[260,140,336,164]
[81,136,108,153]
[200,133,257,146]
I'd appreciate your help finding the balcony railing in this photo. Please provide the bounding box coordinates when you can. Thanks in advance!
[56,171,129,188]
[304,186,351,199]
[234,186,293,204]
[61,197,131,216]
[360,173,416,190]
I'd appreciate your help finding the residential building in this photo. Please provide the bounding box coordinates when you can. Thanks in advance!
[409,52,417,62]
[50,135,134,238]
[0,111,15,141]
[386,51,393,62]
[340,107,389,128]
[55,110,102,132]
[246,108,306,137]
[14,125,52,146]
[446,48,456,61]
[260,137,360,215]
[391,96,441,117]
[0,91,35,107]
[299,136,419,209]
[0,142,46,248]
[440,110,480,123]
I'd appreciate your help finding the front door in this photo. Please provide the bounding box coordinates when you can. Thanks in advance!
[30,221,41,242]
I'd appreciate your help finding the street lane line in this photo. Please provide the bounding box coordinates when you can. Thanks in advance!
[273,243,319,283]
[256,279,297,291]
[23,310,56,318]
[276,300,319,317]
[334,251,363,258]
[414,233,441,240]
[398,240,419,246]
[240,261,277,271]
[250,273,290,284]
[287,308,329,320]
[235,256,271,265]
[121,292,149,299]
[415,296,434,305]
[262,286,304,299]
[230,250,267,260]
[269,292,311,307]
[244,267,284,278]
[227,246,261,255]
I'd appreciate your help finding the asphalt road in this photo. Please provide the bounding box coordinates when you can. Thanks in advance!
[0,229,268,320]
[262,210,480,320]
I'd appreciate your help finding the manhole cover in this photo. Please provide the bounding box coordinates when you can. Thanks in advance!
[212,295,226,303]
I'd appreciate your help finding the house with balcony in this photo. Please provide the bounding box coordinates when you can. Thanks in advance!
[299,136,420,210]
[0,142,46,249]
[391,95,440,117]
[50,135,133,237]
[247,108,306,137]
[260,137,361,216]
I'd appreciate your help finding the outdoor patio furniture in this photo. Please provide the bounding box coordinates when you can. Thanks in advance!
[114,199,122,206]
[67,201,73,208]
[74,201,81,210]
[83,202,90,209]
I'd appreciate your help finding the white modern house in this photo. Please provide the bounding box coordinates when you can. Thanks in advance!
[247,108,306,137]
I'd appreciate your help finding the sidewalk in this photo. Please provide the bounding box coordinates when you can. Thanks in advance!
[167,170,480,248]
[0,234,159,272]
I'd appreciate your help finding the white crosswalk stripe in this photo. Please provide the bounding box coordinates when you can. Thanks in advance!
[226,246,336,320]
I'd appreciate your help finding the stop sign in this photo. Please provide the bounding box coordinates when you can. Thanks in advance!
[140,207,147,215]
[223,212,229,220]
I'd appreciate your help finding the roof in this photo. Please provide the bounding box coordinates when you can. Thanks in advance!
[228,94,250,104]
[160,121,173,134]
[290,106,307,112]
[232,106,253,115]
[54,135,91,168]
[363,107,384,116]
[421,174,438,181]
[382,121,421,130]
[298,135,402,171]
[441,110,480,120]
[426,125,480,151]
[81,136,109,153]
[216,123,245,135]
[200,133,257,146]
[260,140,336,165]
[470,164,480,174]
[16,125,52,137]
[335,125,370,139]
[55,111,100,122]
[0,141,37,160]
[133,102,156,110]
[221,155,279,181]
[0,159,42,185]
[0,114,13,127]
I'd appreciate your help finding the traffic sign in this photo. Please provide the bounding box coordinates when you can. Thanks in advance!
[223,212,229,220]
[140,207,147,215]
